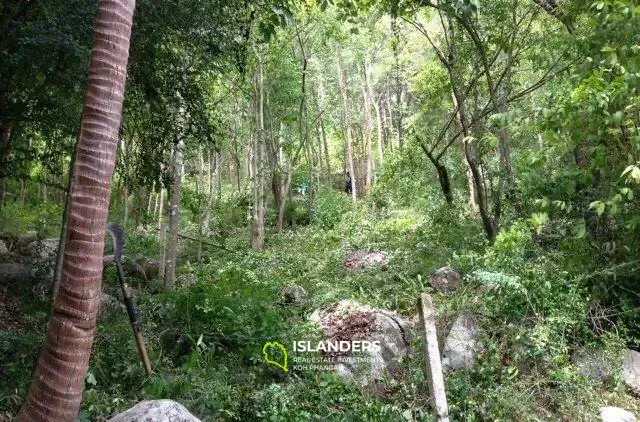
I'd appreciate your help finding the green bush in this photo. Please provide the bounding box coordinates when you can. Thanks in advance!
[160,265,287,362]
[311,187,351,229]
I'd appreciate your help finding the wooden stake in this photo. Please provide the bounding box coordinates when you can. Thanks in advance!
[417,293,449,422]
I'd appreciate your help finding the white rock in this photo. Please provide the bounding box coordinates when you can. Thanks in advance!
[441,312,482,373]
[622,349,640,394]
[0,240,8,255]
[600,406,636,422]
[309,300,411,384]
[107,399,201,422]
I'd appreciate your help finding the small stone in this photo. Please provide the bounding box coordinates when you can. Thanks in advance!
[177,273,197,287]
[344,251,389,270]
[0,240,8,255]
[600,406,636,422]
[280,284,308,304]
[429,267,461,294]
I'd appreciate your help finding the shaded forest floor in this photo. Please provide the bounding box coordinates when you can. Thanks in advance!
[1,198,639,421]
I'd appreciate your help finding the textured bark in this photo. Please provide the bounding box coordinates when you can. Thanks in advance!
[164,140,183,290]
[17,1,135,420]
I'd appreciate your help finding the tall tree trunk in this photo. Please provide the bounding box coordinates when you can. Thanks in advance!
[157,187,166,280]
[0,118,13,208]
[319,117,332,185]
[316,80,332,186]
[374,93,384,164]
[17,1,135,420]
[363,60,374,191]
[251,52,265,251]
[52,144,78,298]
[164,139,183,290]
[338,51,357,202]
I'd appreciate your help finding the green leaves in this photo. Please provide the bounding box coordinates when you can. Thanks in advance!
[589,200,606,216]
[527,212,548,235]
[622,164,640,184]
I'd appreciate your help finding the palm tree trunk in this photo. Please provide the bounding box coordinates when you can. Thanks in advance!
[17,1,135,420]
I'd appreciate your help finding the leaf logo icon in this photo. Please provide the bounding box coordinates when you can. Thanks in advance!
[263,341,288,372]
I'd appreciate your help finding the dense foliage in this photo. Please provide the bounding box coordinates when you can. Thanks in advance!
[2,0,640,420]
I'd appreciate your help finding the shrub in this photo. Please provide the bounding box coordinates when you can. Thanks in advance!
[312,187,351,229]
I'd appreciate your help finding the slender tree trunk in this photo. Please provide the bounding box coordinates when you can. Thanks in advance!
[363,60,374,191]
[385,92,395,151]
[18,2,135,420]
[0,118,14,208]
[52,144,78,298]
[319,117,332,185]
[164,139,183,290]
[157,188,166,280]
[338,51,357,202]
[316,80,332,186]
[251,52,265,251]
[374,93,384,164]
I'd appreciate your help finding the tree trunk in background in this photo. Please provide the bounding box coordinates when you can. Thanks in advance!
[251,52,265,251]
[319,117,332,185]
[375,94,384,164]
[197,147,205,262]
[164,139,183,290]
[316,79,332,186]
[157,187,166,280]
[385,92,395,151]
[363,60,374,191]
[338,51,357,202]
[52,144,78,299]
[0,118,14,208]
[17,1,135,420]
[215,151,222,201]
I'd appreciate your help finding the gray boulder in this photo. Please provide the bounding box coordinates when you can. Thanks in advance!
[23,238,59,278]
[0,263,32,284]
[571,348,615,381]
[600,407,637,422]
[441,312,482,373]
[309,300,411,384]
[0,240,8,256]
[17,231,38,248]
[622,349,640,394]
[107,400,201,422]
[100,293,124,319]
[280,284,308,304]
[429,267,461,294]
[103,255,148,282]
[177,273,197,287]
[344,251,389,270]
